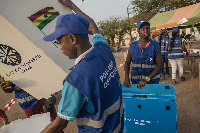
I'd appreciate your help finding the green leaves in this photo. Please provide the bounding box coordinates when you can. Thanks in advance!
[98,17,136,49]
[130,0,200,14]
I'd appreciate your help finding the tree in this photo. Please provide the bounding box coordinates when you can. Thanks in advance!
[98,16,137,51]
[124,18,137,42]
[130,0,200,14]
[129,0,200,31]
[115,19,129,48]
[98,17,119,49]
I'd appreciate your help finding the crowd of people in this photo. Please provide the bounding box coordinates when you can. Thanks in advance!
[153,28,188,85]
[0,0,189,132]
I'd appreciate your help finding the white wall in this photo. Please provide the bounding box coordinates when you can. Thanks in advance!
[194,27,200,41]
[186,28,191,35]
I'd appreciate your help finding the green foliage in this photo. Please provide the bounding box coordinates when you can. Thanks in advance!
[129,0,200,29]
[98,16,136,49]
[130,0,200,14]
[98,17,119,40]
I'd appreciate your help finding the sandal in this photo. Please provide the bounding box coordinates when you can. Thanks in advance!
[172,81,176,85]
[180,77,185,81]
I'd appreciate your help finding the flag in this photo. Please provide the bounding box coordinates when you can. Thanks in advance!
[28,7,60,30]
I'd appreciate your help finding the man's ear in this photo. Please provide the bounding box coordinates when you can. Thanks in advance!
[69,34,77,45]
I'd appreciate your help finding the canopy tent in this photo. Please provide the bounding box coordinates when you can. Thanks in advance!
[184,6,200,26]
[149,3,200,30]
[149,10,175,31]
[150,32,160,36]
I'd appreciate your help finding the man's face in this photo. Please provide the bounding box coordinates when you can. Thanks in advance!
[58,35,77,59]
[138,24,150,39]
[163,32,168,36]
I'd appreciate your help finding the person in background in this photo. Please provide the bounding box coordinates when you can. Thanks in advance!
[123,20,162,89]
[0,109,9,125]
[166,28,188,85]
[159,29,170,77]
[180,31,185,39]
[41,0,123,132]
[0,76,63,132]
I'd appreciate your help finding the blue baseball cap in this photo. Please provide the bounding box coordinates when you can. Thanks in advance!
[160,29,168,34]
[43,13,92,41]
[137,20,150,31]
[172,28,179,33]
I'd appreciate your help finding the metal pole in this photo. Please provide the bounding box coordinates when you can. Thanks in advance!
[199,61,200,91]
[82,0,84,12]
[127,7,129,19]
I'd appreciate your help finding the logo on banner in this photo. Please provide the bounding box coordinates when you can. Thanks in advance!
[0,44,22,66]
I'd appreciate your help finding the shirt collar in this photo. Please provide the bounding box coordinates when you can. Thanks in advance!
[75,46,94,65]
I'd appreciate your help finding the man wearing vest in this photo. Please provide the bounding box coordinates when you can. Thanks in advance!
[166,28,188,85]
[123,20,162,88]
[0,76,63,132]
[42,0,124,132]
[159,29,170,77]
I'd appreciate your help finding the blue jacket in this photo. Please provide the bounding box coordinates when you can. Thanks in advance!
[14,86,38,110]
[160,37,169,55]
[64,42,124,133]
[130,40,160,84]
[168,37,184,59]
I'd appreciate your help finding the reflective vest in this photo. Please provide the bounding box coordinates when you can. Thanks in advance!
[161,37,169,55]
[64,43,123,133]
[168,37,184,59]
[14,86,38,110]
[130,40,161,84]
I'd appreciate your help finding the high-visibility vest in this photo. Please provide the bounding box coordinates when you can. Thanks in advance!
[168,37,184,59]
[130,40,161,84]
[161,37,169,55]
[64,42,123,133]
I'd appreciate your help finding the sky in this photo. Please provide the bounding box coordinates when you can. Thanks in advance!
[72,0,132,23]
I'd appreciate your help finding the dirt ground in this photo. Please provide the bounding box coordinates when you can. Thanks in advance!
[1,43,200,133]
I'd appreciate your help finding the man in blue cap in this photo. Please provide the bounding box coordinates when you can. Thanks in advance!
[123,20,162,88]
[42,0,123,132]
[159,29,170,77]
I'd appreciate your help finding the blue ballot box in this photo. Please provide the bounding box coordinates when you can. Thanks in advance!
[122,84,177,133]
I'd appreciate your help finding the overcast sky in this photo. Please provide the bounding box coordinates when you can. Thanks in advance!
[72,0,132,23]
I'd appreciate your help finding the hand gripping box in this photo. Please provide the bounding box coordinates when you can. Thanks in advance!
[122,84,177,133]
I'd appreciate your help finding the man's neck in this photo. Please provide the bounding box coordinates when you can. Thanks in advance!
[77,43,92,58]
[75,43,93,65]
[139,38,150,48]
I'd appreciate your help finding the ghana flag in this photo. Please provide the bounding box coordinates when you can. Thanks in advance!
[28,7,60,30]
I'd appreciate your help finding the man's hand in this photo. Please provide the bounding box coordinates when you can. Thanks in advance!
[123,78,131,88]
[58,0,73,7]
[0,109,9,125]
[0,77,15,93]
[137,80,147,89]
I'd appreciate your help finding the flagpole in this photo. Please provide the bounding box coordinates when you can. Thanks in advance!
[82,0,84,12]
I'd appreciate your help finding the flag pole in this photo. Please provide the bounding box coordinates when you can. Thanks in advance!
[82,0,84,12]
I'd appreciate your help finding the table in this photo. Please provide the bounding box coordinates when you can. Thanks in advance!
[184,53,199,79]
